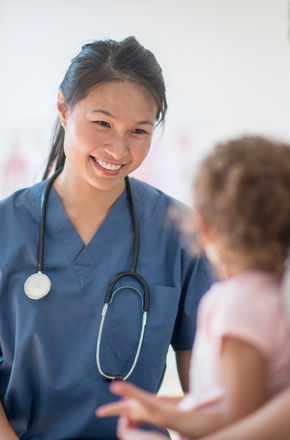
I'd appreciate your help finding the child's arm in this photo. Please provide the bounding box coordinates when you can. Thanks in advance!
[97,336,266,438]
[199,386,290,440]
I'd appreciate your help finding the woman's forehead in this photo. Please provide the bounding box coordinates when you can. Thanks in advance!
[78,81,158,121]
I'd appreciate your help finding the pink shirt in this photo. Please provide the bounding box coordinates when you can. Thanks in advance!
[179,271,290,412]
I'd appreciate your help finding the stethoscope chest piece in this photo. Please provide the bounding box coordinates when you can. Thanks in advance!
[24,169,62,301]
[24,272,51,300]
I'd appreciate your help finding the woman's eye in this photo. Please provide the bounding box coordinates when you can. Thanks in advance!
[94,121,110,128]
[132,128,147,134]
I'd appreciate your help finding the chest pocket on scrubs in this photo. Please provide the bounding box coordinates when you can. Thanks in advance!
[106,284,181,368]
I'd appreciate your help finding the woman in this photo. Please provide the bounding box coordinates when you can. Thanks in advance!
[0,37,211,439]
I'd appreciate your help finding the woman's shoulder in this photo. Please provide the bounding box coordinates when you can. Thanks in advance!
[130,177,191,216]
[0,181,46,219]
[130,178,199,263]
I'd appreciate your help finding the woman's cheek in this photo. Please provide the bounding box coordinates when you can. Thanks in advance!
[79,128,109,151]
[132,138,152,161]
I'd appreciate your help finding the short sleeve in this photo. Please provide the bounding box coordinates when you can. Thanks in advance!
[213,285,278,358]
[171,251,212,351]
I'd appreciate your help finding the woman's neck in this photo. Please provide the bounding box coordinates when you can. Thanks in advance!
[53,167,126,245]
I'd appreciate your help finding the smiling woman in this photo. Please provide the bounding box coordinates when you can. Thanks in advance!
[55,80,158,244]
[0,36,212,440]
[58,81,157,196]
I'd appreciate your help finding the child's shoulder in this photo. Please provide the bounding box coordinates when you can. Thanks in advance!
[199,271,281,319]
[210,272,283,339]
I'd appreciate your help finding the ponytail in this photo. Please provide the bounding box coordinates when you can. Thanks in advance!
[42,120,65,180]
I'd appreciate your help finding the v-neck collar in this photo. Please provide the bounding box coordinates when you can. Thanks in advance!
[45,184,131,284]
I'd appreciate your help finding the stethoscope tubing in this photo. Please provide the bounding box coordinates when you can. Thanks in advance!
[104,271,149,313]
[96,285,148,381]
[25,169,149,381]
[96,176,150,380]
[125,176,139,273]
[37,168,62,273]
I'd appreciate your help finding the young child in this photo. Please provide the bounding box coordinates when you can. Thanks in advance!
[96,136,290,440]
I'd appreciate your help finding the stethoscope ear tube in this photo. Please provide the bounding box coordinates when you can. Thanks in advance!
[105,271,149,313]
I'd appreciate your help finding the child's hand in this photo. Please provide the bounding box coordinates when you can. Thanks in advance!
[117,415,170,440]
[96,381,162,427]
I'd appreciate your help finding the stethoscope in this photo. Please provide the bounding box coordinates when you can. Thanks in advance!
[24,169,150,381]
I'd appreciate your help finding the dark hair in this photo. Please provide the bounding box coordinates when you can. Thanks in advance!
[194,136,290,274]
[43,36,168,179]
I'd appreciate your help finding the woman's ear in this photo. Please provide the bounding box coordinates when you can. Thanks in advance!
[57,90,68,128]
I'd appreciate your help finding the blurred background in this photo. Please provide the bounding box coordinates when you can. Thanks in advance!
[1,0,290,203]
[1,0,290,421]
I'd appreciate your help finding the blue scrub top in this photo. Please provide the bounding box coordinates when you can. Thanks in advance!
[0,177,211,440]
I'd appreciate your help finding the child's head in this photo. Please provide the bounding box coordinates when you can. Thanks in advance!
[194,136,290,276]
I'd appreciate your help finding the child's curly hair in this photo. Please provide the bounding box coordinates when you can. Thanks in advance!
[194,136,290,274]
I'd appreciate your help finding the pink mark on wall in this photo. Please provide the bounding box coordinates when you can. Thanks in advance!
[131,156,159,188]
[177,130,191,151]
[3,140,28,198]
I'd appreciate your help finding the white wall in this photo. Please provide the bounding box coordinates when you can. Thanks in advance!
[1,0,290,203]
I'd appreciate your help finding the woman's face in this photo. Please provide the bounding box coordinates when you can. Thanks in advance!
[58,81,158,193]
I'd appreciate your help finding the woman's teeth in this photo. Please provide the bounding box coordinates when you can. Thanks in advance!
[93,157,122,171]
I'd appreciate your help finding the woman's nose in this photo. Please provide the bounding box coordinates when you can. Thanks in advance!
[103,132,128,159]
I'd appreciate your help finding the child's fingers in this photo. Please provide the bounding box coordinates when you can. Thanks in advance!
[116,415,127,439]
[109,381,155,407]
[118,426,147,440]
[116,415,139,439]
[117,415,171,440]
[117,419,168,440]
[96,399,135,418]
[118,427,159,440]
[109,381,151,399]
[96,382,159,427]
[117,415,132,433]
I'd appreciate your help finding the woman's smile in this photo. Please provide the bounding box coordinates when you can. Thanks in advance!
[93,158,123,171]
[58,80,158,194]
[90,156,125,174]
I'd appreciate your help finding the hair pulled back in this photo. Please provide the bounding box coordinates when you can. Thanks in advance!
[194,136,290,274]
[43,36,167,179]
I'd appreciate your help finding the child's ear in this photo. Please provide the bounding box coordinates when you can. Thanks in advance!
[196,211,214,247]
[197,211,227,280]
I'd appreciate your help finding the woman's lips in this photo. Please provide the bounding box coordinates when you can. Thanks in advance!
[91,156,125,175]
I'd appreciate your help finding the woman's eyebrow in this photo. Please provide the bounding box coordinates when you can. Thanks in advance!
[89,109,115,118]
[89,109,154,125]
[137,120,154,126]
